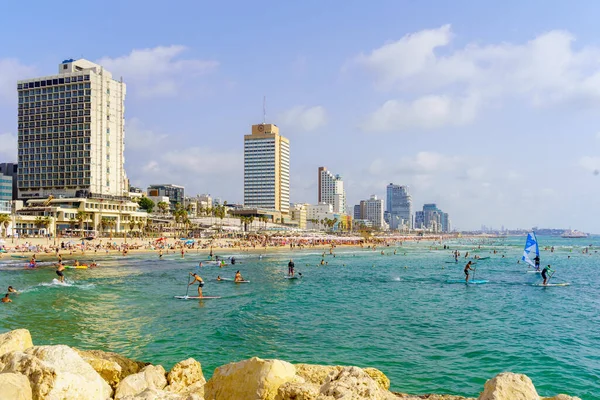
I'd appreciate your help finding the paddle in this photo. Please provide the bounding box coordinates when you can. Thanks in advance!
[185,274,191,298]
[547,270,556,285]
[472,267,477,282]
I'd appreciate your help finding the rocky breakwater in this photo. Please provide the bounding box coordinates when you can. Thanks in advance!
[0,329,582,400]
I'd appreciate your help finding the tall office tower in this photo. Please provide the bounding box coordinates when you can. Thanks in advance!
[243,124,290,213]
[386,183,412,230]
[17,59,127,199]
[360,195,385,229]
[318,167,346,214]
[0,163,18,200]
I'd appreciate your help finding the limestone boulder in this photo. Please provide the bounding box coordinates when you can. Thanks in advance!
[0,372,33,400]
[0,329,33,357]
[0,345,112,399]
[479,372,538,400]
[115,364,167,399]
[118,387,183,400]
[204,357,296,400]
[542,396,582,400]
[276,381,320,400]
[363,367,391,391]
[166,358,205,394]
[318,366,397,400]
[76,349,148,389]
[294,364,343,385]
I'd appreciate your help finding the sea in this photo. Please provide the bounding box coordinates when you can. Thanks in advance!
[0,236,598,399]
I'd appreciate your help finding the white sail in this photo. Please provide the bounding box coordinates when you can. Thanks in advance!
[522,232,539,268]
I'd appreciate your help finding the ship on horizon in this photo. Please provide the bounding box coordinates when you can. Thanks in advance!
[561,229,589,238]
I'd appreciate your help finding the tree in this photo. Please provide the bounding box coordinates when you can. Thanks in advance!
[76,211,89,233]
[157,202,169,215]
[69,218,77,230]
[139,197,155,213]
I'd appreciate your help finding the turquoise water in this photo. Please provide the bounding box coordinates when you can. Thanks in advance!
[1,236,599,399]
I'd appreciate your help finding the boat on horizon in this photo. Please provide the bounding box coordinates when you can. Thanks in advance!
[561,229,588,238]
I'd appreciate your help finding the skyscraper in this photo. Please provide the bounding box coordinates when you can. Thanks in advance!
[318,167,346,214]
[360,195,385,229]
[243,124,290,213]
[17,59,127,199]
[385,183,412,230]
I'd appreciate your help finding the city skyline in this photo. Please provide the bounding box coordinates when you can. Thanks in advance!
[1,1,600,231]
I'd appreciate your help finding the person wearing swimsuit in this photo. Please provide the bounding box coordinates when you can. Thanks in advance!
[464,261,474,283]
[189,273,204,297]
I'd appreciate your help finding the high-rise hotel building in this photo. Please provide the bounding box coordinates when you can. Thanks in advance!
[243,124,290,213]
[17,59,127,199]
[318,166,346,214]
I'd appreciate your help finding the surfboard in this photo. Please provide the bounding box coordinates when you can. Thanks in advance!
[526,270,541,274]
[51,279,70,286]
[174,296,221,300]
[11,255,27,259]
[446,279,489,284]
[215,278,250,283]
[284,275,300,280]
[531,283,570,287]
[66,265,88,269]
[476,257,490,260]
[445,261,459,264]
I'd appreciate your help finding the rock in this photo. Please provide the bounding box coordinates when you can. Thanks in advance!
[0,329,33,358]
[76,349,148,389]
[0,345,112,400]
[363,367,391,391]
[276,381,320,400]
[394,395,473,400]
[204,357,296,400]
[118,387,183,400]
[295,364,343,385]
[542,396,582,400]
[479,372,538,400]
[166,358,205,394]
[115,364,167,399]
[318,366,397,400]
[0,372,33,400]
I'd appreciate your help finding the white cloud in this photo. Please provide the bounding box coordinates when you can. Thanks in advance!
[279,106,327,132]
[0,58,36,104]
[97,46,218,98]
[362,94,479,132]
[579,156,600,174]
[0,132,17,160]
[355,26,600,132]
[125,118,168,150]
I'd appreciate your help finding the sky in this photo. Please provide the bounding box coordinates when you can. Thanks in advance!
[1,0,600,232]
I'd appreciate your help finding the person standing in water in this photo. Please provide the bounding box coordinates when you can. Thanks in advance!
[188,273,204,297]
[288,259,295,277]
[56,263,66,283]
[464,261,474,283]
[541,265,554,286]
[534,255,540,271]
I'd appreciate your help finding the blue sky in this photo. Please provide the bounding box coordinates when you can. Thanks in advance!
[1,1,600,231]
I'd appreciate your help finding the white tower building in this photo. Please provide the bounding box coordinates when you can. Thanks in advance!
[17,59,127,199]
[318,167,346,214]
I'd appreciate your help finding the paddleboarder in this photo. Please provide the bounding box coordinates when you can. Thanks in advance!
[288,259,295,277]
[56,263,66,283]
[464,261,474,283]
[541,264,554,286]
[234,270,244,282]
[188,273,204,297]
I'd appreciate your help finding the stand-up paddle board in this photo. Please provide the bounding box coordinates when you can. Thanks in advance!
[215,278,250,283]
[174,296,221,300]
[526,270,541,274]
[285,275,300,280]
[446,279,488,284]
[531,283,570,287]
[66,265,88,269]
[445,261,459,264]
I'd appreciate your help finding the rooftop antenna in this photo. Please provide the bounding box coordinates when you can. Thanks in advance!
[263,95,266,124]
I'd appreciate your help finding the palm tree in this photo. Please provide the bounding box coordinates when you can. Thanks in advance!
[248,216,255,232]
[0,214,9,238]
[76,211,89,235]
[69,218,77,232]
[100,217,111,237]
[157,202,169,215]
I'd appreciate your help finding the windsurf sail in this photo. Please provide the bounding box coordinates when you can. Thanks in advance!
[522,232,539,269]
